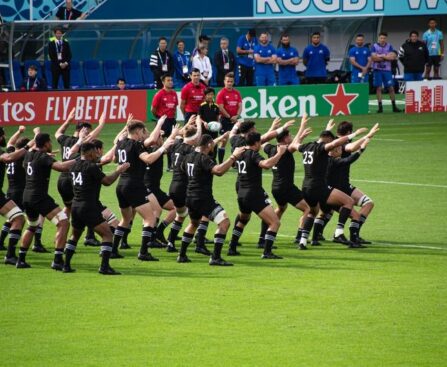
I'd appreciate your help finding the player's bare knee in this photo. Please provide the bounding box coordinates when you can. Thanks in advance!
[218,218,230,233]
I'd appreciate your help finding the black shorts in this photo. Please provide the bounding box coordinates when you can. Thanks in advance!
[71,203,105,230]
[427,56,441,67]
[186,196,224,222]
[162,118,176,137]
[116,183,149,209]
[6,190,23,209]
[302,186,333,208]
[0,191,9,209]
[57,176,74,205]
[169,181,187,208]
[23,195,59,220]
[147,186,170,207]
[237,190,271,215]
[272,185,304,207]
[339,184,356,196]
[220,117,233,134]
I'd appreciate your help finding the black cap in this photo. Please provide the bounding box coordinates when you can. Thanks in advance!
[248,28,256,37]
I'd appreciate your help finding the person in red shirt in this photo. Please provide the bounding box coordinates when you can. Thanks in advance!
[151,74,178,170]
[180,68,206,123]
[216,72,242,162]
[151,74,178,136]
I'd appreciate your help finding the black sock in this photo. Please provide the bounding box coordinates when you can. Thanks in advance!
[336,207,351,231]
[349,220,360,243]
[112,226,127,253]
[300,217,315,246]
[213,233,226,259]
[229,225,244,250]
[312,218,325,241]
[86,226,96,240]
[195,221,209,247]
[18,246,28,262]
[6,229,21,258]
[295,228,302,242]
[109,226,116,235]
[168,220,183,246]
[258,221,268,244]
[156,220,169,238]
[0,222,12,246]
[100,242,113,268]
[179,232,194,257]
[122,221,132,244]
[322,212,332,230]
[264,230,277,254]
[140,226,153,255]
[54,249,64,264]
[34,225,43,246]
[64,239,77,266]
[217,147,225,164]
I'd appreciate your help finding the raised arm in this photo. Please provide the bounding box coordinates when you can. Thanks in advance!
[102,163,130,186]
[139,138,175,165]
[259,144,287,169]
[212,146,246,176]
[6,125,26,148]
[144,115,167,148]
[51,159,76,172]
[344,123,379,152]
[324,128,367,151]
[55,108,76,140]
[87,111,107,141]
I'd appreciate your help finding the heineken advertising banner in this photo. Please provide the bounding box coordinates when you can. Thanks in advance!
[254,0,447,18]
[0,84,368,126]
[147,83,369,121]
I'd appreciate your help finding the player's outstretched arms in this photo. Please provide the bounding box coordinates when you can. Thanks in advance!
[87,110,107,141]
[55,107,75,139]
[52,159,77,172]
[7,125,26,148]
[325,128,367,151]
[212,146,245,176]
[102,162,130,186]
[259,144,287,169]
[144,115,167,147]
[345,123,379,152]
[139,138,174,165]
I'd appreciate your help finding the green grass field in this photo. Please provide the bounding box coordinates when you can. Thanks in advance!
[1,110,446,366]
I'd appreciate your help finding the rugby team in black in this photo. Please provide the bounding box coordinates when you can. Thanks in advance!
[0,105,379,275]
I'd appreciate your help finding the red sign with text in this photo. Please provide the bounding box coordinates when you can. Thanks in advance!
[0,90,148,126]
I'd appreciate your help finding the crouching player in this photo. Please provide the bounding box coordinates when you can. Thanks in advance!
[177,134,246,265]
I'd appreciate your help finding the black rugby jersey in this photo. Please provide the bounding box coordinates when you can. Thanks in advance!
[70,159,105,203]
[327,152,360,191]
[5,147,25,193]
[23,150,56,199]
[264,144,295,189]
[298,141,329,189]
[236,149,264,194]
[115,138,146,185]
[144,146,163,189]
[57,134,78,180]
[183,150,216,199]
[170,139,194,184]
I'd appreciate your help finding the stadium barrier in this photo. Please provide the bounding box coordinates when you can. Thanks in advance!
[0,84,369,126]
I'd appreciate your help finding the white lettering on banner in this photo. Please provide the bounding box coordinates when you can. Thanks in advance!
[243,97,258,118]
[408,0,439,9]
[85,96,94,119]
[314,0,339,12]
[344,0,366,11]
[297,95,317,116]
[62,97,71,120]
[278,95,297,117]
[283,0,310,12]
[1,100,35,122]
[258,89,279,118]
[257,0,282,13]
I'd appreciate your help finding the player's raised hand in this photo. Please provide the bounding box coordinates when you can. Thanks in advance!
[367,123,380,138]
[271,117,281,129]
[18,125,26,133]
[232,146,246,158]
[170,124,181,138]
[299,127,313,139]
[157,115,167,127]
[33,127,41,136]
[78,127,90,140]
[186,114,196,127]
[325,118,335,131]
[126,113,134,126]
[361,138,370,150]
[117,162,130,173]
[99,110,107,126]
[283,119,295,129]
[162,137,175,150]
[354,127,368,136]
[300,112,310,126]
[67,107,76,122]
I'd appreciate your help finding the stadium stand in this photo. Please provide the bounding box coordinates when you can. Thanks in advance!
[122,59,144,89]
[103,59,122,88]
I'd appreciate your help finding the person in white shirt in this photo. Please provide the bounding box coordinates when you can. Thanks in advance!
[192,46,213,85]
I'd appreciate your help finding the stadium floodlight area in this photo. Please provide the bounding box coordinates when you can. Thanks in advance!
[2,16,380,90]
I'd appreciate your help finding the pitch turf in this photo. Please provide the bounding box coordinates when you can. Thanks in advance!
[1,110,446,366]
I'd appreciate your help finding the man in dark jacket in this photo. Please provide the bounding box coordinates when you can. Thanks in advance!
[20,64,47,91]
[150,37,175,89]
[399,30,429,82]
[48,27,72,89]
[214,37,236,87]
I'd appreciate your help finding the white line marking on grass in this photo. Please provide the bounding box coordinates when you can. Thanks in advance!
[372,138,405,142]
[252,233,446,251]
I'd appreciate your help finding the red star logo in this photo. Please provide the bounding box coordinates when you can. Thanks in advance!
[323,84,359,116]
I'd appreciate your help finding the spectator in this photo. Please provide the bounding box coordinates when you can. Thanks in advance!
[348,34,372,83]
[20,64,47,91]
[151,74,178,137]
[399,31,429,82]
[253,32,277,86]
[192,46,212,86]
[302,32,330,84]
[236,28,257,86]
[150,37,174,89]
[192,35,211,58]
[371,32,401,113]
[423,18,444,79]
[173,40,192,89]
[55,0,86,20]
[276,34,300,85]
[180,68,206,123]
[214,37,236,87]
[48,27,72,90]
[116,78,127,90]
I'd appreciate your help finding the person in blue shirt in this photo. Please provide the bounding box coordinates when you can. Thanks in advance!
[236,29,258,86]
[302,32,330,84]
[423,18,444,79]
[276,34,300,85]
[253,32,277,86]
[173,40,192,89]
[348,34,372,83]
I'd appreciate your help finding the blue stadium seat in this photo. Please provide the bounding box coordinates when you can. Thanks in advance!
[44,60,64,89]
[4,60,23,89]
[141,58,155,88]
[23,60,43,79]
[70,60,85,89]
[103,59,122,87]
[83,59,105,89]
[122,59,144,89]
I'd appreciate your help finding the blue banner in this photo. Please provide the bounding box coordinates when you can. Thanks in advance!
[254,0,447,18]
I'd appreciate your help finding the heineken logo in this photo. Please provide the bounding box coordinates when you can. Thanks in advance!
[323,84,359,116]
